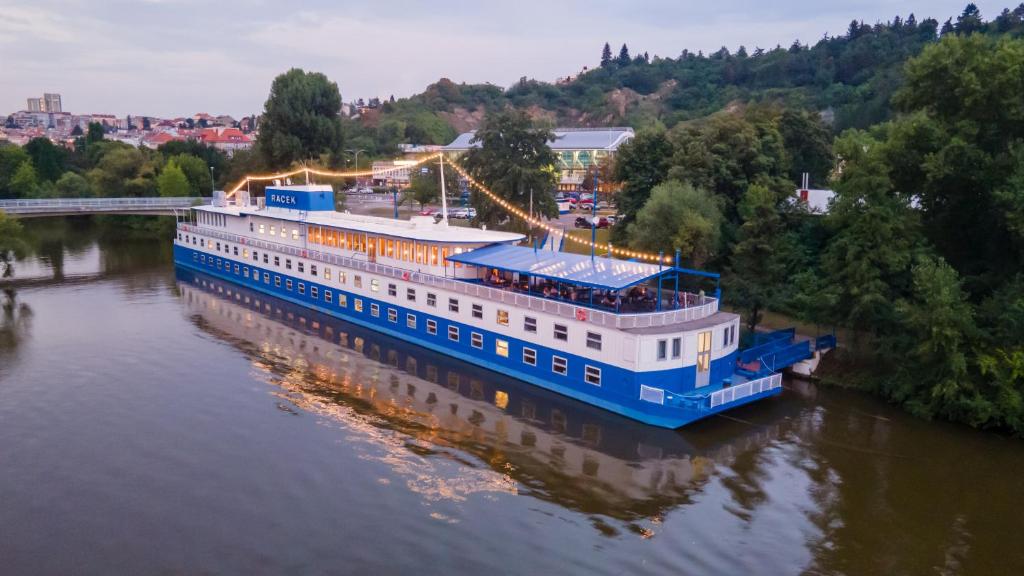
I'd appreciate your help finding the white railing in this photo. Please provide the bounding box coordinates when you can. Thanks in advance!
[179,224,720,330]
[0,197,207,214]
[708,373,782,409]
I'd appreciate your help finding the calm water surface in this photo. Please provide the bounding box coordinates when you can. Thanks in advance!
[2,220,1023,575]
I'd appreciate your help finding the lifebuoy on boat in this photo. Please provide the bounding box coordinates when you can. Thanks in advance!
[402,271,411,281]
[575,308,587,322]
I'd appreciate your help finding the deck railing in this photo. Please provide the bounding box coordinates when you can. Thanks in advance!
[708,373,782,409]
[180,224,720,330]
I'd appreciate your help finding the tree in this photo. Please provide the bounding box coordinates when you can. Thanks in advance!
[168,153,211,196]
[403,162,457,210]
[10,161,39,198]
[24,137,67,182]
[157,162,191,197]
[258,68,344,169]
[778,109,833,185]
[727,184,786,332]
[0,211,27,278]
[70,125,83,137]
[460,110,558,230]
[600,42,613,67]
[0,145,31,198]
[54,172,91,198]
[86,122,105,144]
[627,180,722,267]
[819,131,925,338]
[617,43,631,66]
[955,3,984,35]
[611,129,673,239]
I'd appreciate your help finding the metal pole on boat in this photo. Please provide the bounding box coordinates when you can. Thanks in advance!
[675,249,681,309]
[439,154,449,225]
[657,250,663,311]
[591,174,599,258]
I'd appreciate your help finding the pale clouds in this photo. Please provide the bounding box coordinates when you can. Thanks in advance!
[0,0,1003,117]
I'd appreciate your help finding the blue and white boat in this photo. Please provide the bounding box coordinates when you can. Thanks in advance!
[173,184,798,428]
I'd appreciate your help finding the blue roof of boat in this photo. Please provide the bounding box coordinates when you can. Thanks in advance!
[446,244,667,290]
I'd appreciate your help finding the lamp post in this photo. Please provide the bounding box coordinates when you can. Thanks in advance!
[346,148,366,189]
[209,166,214,195]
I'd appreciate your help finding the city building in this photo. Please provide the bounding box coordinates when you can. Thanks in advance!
[25,93,62,113]
[197,127,253,154]
[372,159,421,188]
[443,127,634,192]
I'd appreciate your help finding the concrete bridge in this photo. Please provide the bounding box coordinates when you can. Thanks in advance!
[0,197,208,218]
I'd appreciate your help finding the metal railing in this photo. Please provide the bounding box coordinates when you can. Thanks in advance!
[0,197,208,214]
[179,224,720,330]
[708,373,782,409]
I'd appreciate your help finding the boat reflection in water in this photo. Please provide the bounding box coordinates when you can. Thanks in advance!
[176,267,782,527]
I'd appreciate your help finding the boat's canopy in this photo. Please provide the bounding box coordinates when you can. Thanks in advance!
[265,184,335,211]
[446,244,678,291]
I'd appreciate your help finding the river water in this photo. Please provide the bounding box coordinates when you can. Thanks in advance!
[1,219,1022,576]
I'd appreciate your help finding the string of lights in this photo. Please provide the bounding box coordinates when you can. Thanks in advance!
[445,158,672,264]
[225,152,670,264]
[225,153,442,195]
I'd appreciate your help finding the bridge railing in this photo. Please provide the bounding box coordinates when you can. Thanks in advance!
[0,197,208,213]
[181,224,720,330]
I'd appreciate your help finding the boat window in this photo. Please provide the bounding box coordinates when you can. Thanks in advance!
[286,279,293,291]
[388,283,396,297]
[586,332,602,351]
[297,262,303,273]
[407,314,416,329]
[354,275,362,288]
[286,259,292,270]
[472,304,483,319]
[585,366,601,386]
[274,276,281,287]
[259,224,265,234]
[523,348,537,366]
[407,288,416,302]
[292,229,299,240]
[325,290,332,303]
[427,293,436,307]
[524,317,537,333]
[471,332,483,349]
[311,264,317,276]
[427,319,437,335]
[388,308,397,323]
[310,286,317,299]
[657,340,667,360]
[354,298,362,312]
[449,298,459,313]
[554,324,568,342]
[552,356,567,375]
[338,294,347,307]
[323,267,331,280]
[497,309,509,326]
[370,303,379,317]
[270,225,276,236]
[448,326,459,341]
[274,256,280,267]
[672,338,682,359]
[496,339,509,358]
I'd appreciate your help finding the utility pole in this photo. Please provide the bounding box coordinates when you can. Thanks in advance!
[591,170,598,263]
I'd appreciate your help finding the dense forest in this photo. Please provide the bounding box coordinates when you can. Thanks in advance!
[2,4,1024,433]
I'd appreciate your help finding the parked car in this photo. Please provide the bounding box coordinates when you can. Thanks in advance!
[597,200,609,210]
[419,208,437,216]
[574,216,610,229]
[450,207,476,219]
[580,193,594,202]
[573,216,591,228]
[578,200,594,210]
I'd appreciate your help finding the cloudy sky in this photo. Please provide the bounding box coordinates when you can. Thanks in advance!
[0,0,1005,118]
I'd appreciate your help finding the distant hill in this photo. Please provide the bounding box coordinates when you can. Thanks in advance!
[343,4,1024,152]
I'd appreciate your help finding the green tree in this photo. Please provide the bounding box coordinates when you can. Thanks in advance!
[257,68,344,169]
[600,42,613,67]
[617,43,631,66]
[819,131,924,338]
[54,172,92,198]
[460,110,558,230]
[0,210,27,278]
[403,161,458,210]
[627,180,722,267]
[10,161,39,198]
[778,109,833,185]
[168,153,211,196]
[611,129,673,239]
[86,122,105,144]
[0,145,31,198]
[157,161,191,197]
[726,184,787,332]
[886,256,978,420]
[24,137,67,182]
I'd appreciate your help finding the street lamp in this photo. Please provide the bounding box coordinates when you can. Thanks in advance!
[209,166,215,196]
[345,148,365,170]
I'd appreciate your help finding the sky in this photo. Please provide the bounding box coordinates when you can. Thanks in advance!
[0,0,1009,118]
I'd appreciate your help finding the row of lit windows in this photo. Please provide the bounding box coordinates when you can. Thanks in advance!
[252,221,300,241]
[181,233,603,353]
[307,225,462,267]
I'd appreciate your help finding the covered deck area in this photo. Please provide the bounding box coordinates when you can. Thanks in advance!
[445,244,719,314]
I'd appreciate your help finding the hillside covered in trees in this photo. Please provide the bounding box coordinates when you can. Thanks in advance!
[342,3,1024,155]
